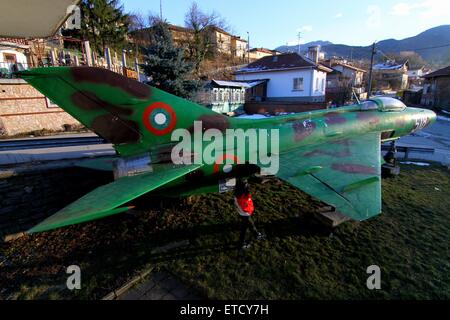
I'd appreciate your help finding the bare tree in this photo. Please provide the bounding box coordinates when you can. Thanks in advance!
[148,13,166,27]
[128,12,166,51]
[184,2,229,73]
[128,12,147,32]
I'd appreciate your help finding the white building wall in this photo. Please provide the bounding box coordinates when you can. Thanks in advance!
[249,51,273,60]
[234,39,247,58]
[236,69,317,98]
[311,69,327,96]
[215,31,232,54]
[0,49,28,66]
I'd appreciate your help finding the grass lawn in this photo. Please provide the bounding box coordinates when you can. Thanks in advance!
[0,164,449,299]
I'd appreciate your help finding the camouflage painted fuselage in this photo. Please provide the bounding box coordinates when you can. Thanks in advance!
[159,98,436,194]
[19,67,436,232]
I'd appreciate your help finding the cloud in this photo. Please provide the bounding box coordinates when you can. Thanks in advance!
[390,0,450,18]
[390,3,413,16]
[420,0,450,19]
[297,25,313,33]
[366,5,381,29]
[334,13,343,18]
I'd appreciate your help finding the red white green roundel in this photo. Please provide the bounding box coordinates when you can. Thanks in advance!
[143,102,177,135]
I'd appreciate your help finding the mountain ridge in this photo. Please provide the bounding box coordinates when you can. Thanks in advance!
[275,25,450,67]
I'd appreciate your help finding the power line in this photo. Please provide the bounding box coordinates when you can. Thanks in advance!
[376,44,450,62]
[407,43,450,51]
[362,43,450,54]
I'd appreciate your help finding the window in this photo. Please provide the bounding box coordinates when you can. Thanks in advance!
[316,78,319,91]
[321,79,325,92]
[213,88,219,103]
[220,90,229,102]
[234,90,240,103]
[293,77,304,91]
[3,53,16,64]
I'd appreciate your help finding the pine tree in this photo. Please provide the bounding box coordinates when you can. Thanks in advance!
[81,0,130,55]
[141,21,199,99]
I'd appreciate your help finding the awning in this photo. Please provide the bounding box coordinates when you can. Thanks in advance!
[211,79,267,88]
[0,0,81,38]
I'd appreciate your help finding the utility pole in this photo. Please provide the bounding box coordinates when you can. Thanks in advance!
[367,42,376,98]
[247,31,250,63]
[297,32,302,54]
[160,0,163,20]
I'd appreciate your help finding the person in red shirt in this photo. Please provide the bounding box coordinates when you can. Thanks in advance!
[234,179,265,250]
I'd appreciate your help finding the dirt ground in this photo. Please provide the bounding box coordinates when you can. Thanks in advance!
[0,164,449,300]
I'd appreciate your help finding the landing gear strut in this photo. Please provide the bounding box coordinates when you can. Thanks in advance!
[382,141,400,177]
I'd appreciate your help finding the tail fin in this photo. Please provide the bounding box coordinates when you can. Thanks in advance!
[19,67,227,157]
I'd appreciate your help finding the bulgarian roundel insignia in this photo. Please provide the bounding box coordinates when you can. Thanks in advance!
[143,102,177,135]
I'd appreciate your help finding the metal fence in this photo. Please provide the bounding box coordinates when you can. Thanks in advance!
[0,60,139,80]
[0,62,30,78]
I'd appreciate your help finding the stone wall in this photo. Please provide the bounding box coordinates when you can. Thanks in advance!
[0,167,113,239]
[0,79,80,136]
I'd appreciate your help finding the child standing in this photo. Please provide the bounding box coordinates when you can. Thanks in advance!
[234,180,264,249]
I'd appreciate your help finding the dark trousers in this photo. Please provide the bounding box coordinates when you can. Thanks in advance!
[239,215,259,246]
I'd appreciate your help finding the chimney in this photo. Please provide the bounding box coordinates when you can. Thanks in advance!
[308,45,320,64]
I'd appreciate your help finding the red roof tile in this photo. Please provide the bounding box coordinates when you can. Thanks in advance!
[236,53,332,73]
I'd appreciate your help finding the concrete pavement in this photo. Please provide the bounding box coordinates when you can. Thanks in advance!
[0,144,115,166]
[0,132,115,166]
[396,116,450,165]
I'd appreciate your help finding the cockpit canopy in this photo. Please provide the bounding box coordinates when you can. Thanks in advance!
[360,97,407,112]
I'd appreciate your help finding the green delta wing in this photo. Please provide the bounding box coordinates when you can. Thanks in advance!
[28,164,203,233]
[276,133,381,220]
[18,67,225,157]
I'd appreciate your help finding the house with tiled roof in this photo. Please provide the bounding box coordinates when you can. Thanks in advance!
[322,58,368,103]
[248,48,280,61]
[234,50,332,103]
[0,38,31,78]
[373,59,409,91]
[420,66,450,110]
[130,24,247,60]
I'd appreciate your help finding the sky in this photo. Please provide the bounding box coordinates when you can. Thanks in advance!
[122,0,450,49]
